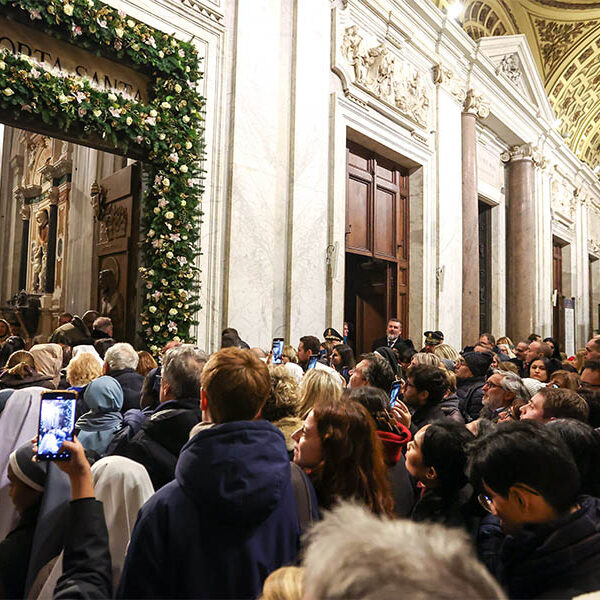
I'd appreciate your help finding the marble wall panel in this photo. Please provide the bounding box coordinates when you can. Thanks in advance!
[436,89,462,349]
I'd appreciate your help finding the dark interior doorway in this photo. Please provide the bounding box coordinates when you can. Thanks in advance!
[478,201,492,334]
[553,237,565,346]
[344,255,397,354]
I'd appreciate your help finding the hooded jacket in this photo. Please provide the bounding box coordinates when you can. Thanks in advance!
[113,397,202,490]
[117,419,301,599]
[498,495,600,599]
[457,376,486,423]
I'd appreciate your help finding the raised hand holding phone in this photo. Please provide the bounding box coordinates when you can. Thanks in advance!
[36,390,78,460]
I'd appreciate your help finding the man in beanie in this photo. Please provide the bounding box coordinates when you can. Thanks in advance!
[456,351,493,422]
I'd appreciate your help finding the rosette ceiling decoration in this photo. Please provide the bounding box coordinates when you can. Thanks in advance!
[434,0,600,170]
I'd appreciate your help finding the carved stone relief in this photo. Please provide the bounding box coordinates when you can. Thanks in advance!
[337,24,432,128]
[496,54,523,86]
[551,178,577,222]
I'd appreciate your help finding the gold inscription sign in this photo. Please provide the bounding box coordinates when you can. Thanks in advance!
[0,16,149,102]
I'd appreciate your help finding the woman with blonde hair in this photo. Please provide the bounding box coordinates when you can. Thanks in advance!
[298,368,343,418]
[282,345,298,364]
[260,566,304,600]
[264,365,302,457]
[66,352,103,389]
[433,344,460,362]
[410,352,443,369]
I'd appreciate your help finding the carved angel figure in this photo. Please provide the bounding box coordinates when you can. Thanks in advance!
[341,26,370,84]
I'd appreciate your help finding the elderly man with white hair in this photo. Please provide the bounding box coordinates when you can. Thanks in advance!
[103,343,144,412]
[303,502,505,599]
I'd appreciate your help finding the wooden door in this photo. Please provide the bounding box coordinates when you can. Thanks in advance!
[92,163,141,343]
[552,239,564,346]
[345,143,409,352]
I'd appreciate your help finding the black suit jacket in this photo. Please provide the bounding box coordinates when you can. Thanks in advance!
[371,336,414,354]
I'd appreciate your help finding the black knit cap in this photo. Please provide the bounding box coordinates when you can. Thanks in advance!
[462,351,493,377]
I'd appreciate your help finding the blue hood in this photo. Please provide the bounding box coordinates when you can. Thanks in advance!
[175,420,291,525]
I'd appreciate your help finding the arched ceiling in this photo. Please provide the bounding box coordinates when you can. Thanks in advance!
[434,0,600,169]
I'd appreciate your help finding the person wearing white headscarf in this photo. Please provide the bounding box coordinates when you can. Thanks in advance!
[71,345,104,369]
[35,456,154,598]
[0,387,44,539]
[30,344,63,389]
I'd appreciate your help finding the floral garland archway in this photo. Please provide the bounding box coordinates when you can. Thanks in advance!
[0,0,205,354]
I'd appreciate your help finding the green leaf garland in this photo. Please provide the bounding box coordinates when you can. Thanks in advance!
[0,0,205,354]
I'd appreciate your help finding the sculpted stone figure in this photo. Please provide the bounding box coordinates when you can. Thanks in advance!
[32,209,49,293]
[341,26,370,84]
[99,268,125,340]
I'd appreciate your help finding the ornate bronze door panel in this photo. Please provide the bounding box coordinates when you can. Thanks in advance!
[91,163,141,343]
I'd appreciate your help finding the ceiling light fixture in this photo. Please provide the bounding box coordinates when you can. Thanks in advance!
[447,2,464,21]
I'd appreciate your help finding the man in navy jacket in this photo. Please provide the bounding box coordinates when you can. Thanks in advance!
[118,348,302,599]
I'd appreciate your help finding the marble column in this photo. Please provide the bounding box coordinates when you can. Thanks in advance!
[503,144,537,341]
[461,90,489,347]
[18,202,30,291]
[45,187,59,294]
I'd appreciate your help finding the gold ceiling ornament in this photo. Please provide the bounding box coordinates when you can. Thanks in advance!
[431,0,600,169]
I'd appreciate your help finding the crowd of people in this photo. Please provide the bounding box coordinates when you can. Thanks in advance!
[0,312,600,599]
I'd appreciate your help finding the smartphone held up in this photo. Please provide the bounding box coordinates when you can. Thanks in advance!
[37,391,78,460]
[271,338,284,365]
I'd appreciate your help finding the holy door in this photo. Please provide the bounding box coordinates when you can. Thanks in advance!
[92,163,141,343]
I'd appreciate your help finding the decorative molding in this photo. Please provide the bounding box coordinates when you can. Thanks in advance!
[432,63,467,103]
[463,89,490,118]
[589,240,600,256]
[19,203,30,221]
[40,158,73,182]
[16,184,42,200]
[48,186,60,206]
[173,0,224,24]
[336,24,432,129]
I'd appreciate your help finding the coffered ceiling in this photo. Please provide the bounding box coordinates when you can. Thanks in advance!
[434,0,600,169]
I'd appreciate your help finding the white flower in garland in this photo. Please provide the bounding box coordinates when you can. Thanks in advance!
[169,308,178,316]
[63,4,74,16]
[168,152,178,163]
[180,164,188,173]
[3,88,14,96]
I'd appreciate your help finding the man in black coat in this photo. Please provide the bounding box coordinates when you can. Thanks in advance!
[103,343,145,413]
[456,351,492,423]
[113,344,207,490]
[371,318,414,355]
[468,421,600,599]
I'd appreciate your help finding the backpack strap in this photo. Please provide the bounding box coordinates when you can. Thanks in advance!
[290,462,315,534]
